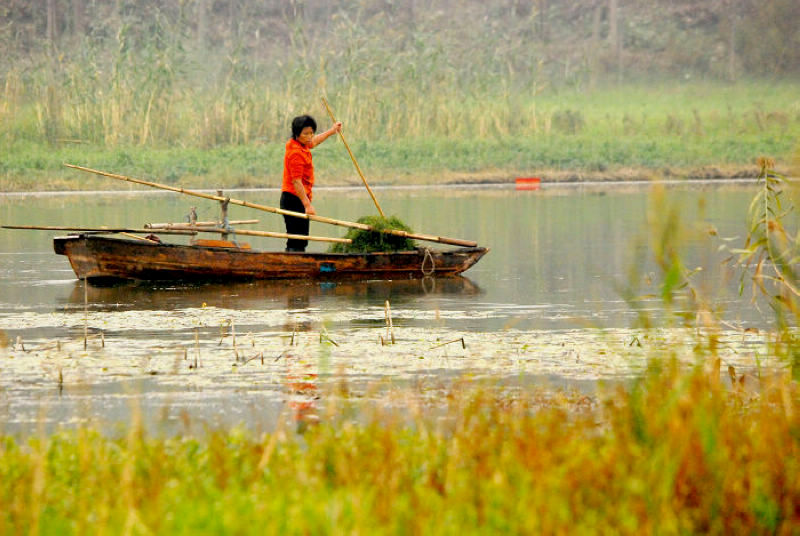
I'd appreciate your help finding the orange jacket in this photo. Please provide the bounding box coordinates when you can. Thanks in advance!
[282,139,314,200]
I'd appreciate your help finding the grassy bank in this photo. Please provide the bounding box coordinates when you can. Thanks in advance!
[2,82,798,191]
[1,362,798,534]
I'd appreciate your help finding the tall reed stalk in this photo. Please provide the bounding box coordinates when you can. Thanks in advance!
[2,5,797,155]
[724,158,800,377]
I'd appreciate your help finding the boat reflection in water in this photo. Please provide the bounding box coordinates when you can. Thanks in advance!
[60,277,482,431]
[61,276,483,313]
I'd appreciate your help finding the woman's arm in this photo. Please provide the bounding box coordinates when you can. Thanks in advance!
[309,121,342,148]
[291,179,315,216]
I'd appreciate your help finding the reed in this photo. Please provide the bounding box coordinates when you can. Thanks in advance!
[735,159,799,327]
[724,158,800,377]
[2,45,798,190]
[0,361,798,534]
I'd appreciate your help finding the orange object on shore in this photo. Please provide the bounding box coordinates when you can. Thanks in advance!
[515,177,541,190]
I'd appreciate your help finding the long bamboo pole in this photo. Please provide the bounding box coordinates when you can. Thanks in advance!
[145,224,351,244]
[145,220,259,228]
[64,164,477,247]
[321,97,385,218]
[2,225,195,235]
[3,224,348,244]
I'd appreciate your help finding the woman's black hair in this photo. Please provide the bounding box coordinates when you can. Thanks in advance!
[291,115,317,139]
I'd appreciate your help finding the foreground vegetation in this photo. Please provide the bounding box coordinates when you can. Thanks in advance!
[1,361,798,534]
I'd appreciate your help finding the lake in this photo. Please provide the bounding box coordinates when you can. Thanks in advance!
[0,181,784,434]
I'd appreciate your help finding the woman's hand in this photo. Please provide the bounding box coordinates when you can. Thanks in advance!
[311,122,342,147]
[305,203,316,216]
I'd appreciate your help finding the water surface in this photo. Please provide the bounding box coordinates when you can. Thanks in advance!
[0,181,767,327]
[0,182,784,434]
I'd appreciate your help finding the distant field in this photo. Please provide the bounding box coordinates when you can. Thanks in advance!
[1,81,798,191]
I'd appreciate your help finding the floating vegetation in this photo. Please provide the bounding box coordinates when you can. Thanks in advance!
[328,215,416,253]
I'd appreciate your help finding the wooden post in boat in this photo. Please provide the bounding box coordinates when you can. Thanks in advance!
[217,190,229,241]
[64,164,478,247]
[321,96,386,218]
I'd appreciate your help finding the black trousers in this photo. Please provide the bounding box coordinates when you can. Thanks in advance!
[280,191,309,252]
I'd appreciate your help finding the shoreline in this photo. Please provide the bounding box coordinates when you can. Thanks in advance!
[0,176,766,198]
[2,160,780,197]
[1,159,785,194]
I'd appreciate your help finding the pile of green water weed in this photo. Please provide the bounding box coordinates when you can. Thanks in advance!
[329,215,416,253]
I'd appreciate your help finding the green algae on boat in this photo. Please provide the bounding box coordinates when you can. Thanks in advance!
[328,215,417,253]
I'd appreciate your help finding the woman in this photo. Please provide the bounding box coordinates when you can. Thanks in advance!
[280,114,342,252]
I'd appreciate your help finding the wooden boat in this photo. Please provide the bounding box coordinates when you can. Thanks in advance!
[54,234,489,283]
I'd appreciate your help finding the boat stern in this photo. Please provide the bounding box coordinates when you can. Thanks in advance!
[54,235,103,280]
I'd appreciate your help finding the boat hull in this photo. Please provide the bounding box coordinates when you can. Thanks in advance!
[54,234,489,283]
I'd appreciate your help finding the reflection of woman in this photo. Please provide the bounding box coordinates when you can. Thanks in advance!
[280,115,342,252]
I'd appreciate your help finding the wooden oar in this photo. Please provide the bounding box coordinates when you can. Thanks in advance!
[2,225,195,235]
[146,224,351,244]
[321,96,385,218]
[64,164,477,247]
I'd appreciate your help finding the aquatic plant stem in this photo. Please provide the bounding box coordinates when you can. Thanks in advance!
[430,337,466,350]
[385,300,395,344]
[83,281,88,350]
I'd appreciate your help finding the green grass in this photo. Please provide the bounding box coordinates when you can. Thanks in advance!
[1,81,798,191]
[1,361,798,534]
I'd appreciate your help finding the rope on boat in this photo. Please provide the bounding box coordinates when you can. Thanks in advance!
[421,248,436,276]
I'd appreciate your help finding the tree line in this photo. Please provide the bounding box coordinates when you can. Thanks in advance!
[2,0,798,88]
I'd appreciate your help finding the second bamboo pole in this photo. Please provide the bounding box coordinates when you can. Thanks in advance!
[321,97,385,218]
